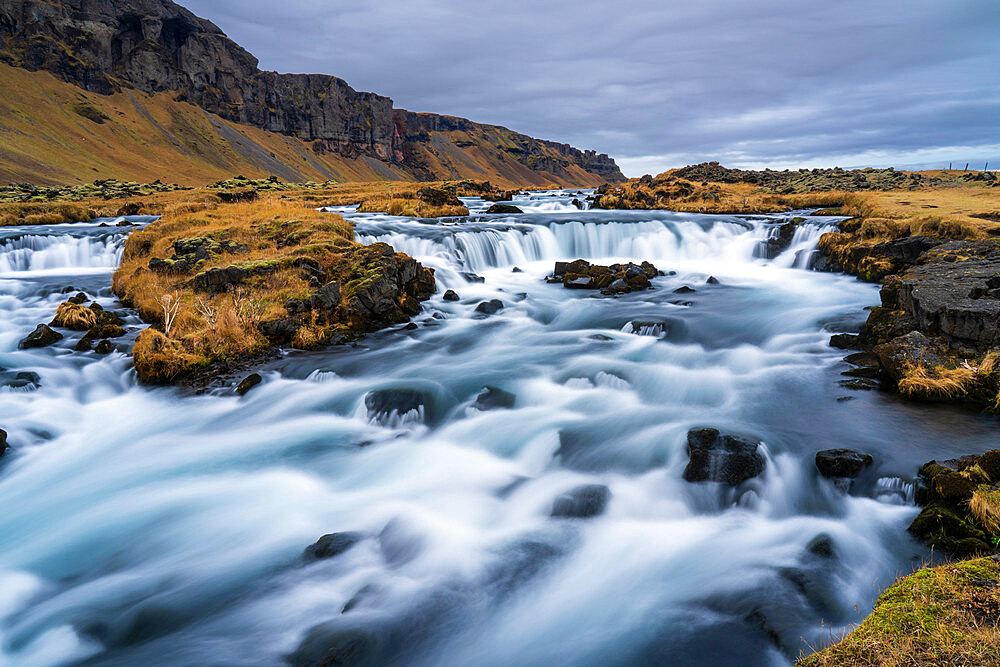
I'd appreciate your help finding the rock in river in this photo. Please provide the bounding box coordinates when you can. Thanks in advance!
[18,324,63,349]
[475,299,504,315]
[815,449,874,479]
[304,532,365,561]
[683,428,766,485]
[551,484,611,518]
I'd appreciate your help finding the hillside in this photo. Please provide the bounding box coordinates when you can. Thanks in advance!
[0,0,621,186]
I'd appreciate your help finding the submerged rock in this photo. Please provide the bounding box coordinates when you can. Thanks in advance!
[549,259,660,294]
[304,531,365,561]
[815,449,874,479]
[365,389,426,426]
[0,370,40,390]
[474,299,504,315]
[443,289,460,301]
[683,428,766,485]
[551,484,611,518]
[474,386,516,411]
[235,373,263,396]
[18,324,63,349]
[0,429,7,457]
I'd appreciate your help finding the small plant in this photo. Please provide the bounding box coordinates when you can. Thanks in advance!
[154,293,181,336]
[228,285,264,327]
[195,296,218,330]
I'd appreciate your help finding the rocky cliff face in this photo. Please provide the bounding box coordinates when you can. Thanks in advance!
[0,0,622,182]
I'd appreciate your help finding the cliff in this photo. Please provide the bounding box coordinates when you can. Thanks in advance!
[0,0,622,186]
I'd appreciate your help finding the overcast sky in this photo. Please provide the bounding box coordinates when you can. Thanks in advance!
[182,0,999,177]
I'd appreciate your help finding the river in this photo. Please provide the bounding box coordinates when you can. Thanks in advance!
[0,193,997,666]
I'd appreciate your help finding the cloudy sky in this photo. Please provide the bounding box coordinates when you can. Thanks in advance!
[182,0,999,176]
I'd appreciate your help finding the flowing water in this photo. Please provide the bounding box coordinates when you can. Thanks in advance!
[0,196,997,666]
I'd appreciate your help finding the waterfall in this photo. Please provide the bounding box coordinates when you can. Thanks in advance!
[355,216,830,273]
[0,234,125,273]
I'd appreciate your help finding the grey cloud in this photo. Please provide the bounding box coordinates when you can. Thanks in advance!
[181,0,1000,175]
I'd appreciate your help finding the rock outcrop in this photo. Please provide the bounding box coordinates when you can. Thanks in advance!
[0,0,623,184]
[683,428,766,485]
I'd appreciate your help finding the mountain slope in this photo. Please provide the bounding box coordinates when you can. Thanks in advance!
[0,0,622,186]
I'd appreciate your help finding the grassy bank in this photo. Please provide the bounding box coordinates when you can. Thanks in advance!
[798,557,1000,666]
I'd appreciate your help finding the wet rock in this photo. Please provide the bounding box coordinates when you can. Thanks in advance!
[806,534,835,559]
[460,272,486,283]
[565,275,594,289]
[815,449,873,479]
[365,389,426,425]
[0,370,41,389]
[68,292,88,305]
[683,428,766,485]
[756,220,800,259]
[873,331,949,383]
[0,429,6,457]
[838,378,880,391]
[94,340,114,354]
[511,267,523,273]
[87,324,126,339]
[474,386,516,410]
[475,299,504,315]
[88,302,104,312]
[403,322,418,331]
[829,333,862,350]
[18,324,63,349]
[908,449,1000,557]
[486,203,523,214]
[622,320,666,337]
[673,286,696,294]
[288,627,381,667]
[235,373,263,396]
[551,484,611,518]
[442,289,460,301]
[706,276,721,285]
[304,531,364,561]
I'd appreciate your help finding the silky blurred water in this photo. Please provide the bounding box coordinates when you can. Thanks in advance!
[0,198,997,666]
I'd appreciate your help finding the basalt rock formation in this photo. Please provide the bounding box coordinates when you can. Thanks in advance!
[0,0,622,186]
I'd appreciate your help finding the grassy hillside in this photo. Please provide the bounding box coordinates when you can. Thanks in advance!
[0,63,605,188]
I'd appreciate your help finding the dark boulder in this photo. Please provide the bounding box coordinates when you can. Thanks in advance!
[0,429,6,457]
[757,220,800,259]
[475,299,504,315]
[94,339,114,354]
[365,389,426,425]
[873,331,949,383]
[683,428,766,485]
[235,373,263,396]
[673,286,696,294]
[815,449,873,479]
[806,534,835,559]
[474,386,516,410]
[551,484,611,518]
[191,266,249,293]
[304,532,365,561]
[18,324,63,349]
[68,292,88,305]
[706,276,721,285]
[460,272,486,283]
[417,187,463,207]
[872,236,942,264]
[75,337,93,352]
[486,203,523,214]
[443,289,460,301]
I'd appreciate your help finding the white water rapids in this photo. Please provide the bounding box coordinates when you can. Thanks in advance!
[1,197,998,666]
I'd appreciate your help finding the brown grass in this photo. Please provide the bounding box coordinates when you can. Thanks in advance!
[969,488,1000,536]
[50,303,97,331]
[798,557,1000,666]
[898,364,979,400]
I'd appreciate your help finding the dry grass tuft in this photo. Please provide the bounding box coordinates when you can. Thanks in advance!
[969,487,1000,536]
[898,364,978,400]
[50,302,98,331]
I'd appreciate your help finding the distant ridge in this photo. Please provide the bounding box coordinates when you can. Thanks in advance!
[0,0,623,185]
